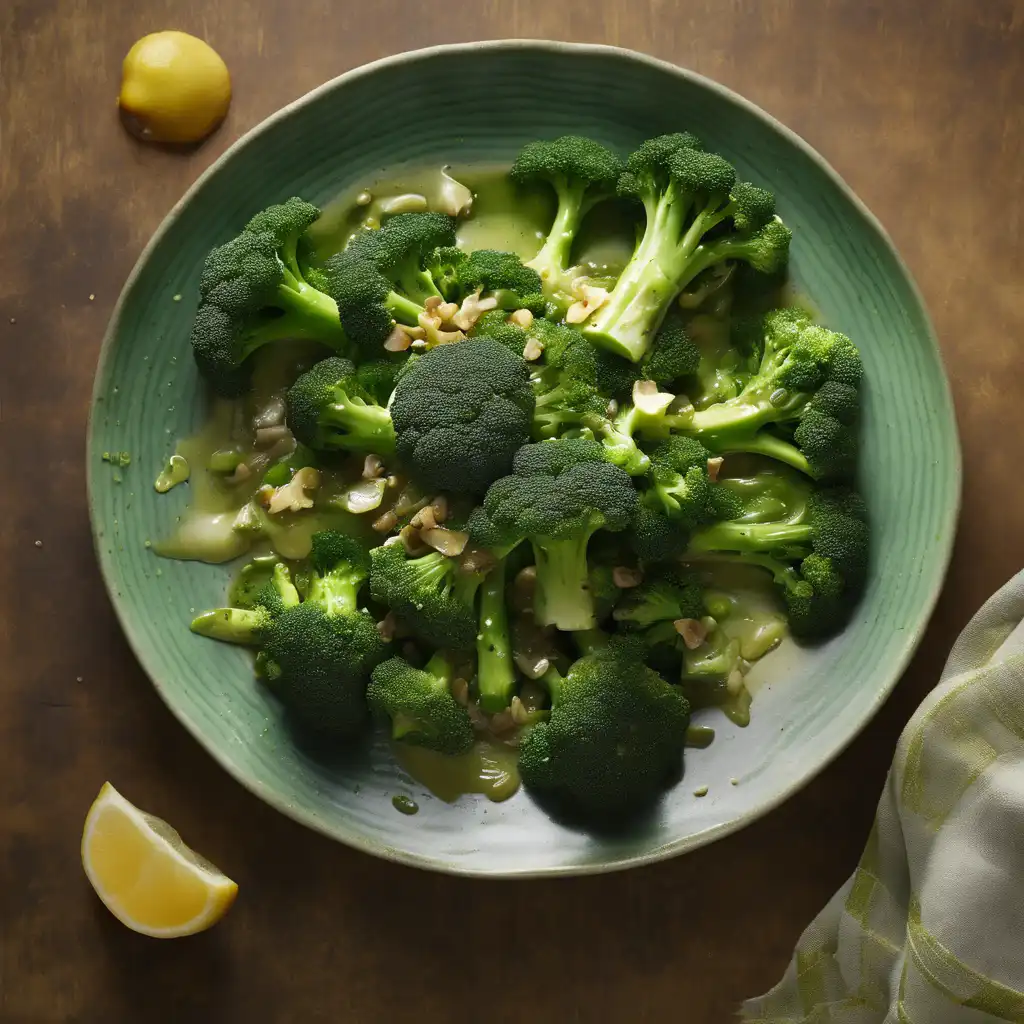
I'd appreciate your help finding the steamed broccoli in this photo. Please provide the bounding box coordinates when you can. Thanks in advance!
[390,338,535,495]
[643,436,721,526]
[475,557,518,712]
[468,438,637,631]
[367,652,474,754]
[326,212,456,352]
[613,566,706,629]
[517,647,691,815]
[287,356,396,456]
[684,309,863,480]
[510,135,624,306]
[369,542,483,649]
[687,487,869,638]
[191,532,387,735]
[583,134,790,362]
[191,198,348,396]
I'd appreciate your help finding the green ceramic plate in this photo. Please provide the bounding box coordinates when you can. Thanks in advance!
[88,41,960,876]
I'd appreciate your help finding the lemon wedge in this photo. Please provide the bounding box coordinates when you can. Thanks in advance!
[81,782,237,938]
[118,31,231,144]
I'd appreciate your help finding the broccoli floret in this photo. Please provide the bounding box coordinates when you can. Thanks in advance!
[390,338,535,495]
[687,310,863,480]
[325,213,457,353]
[355,358,404,405]
[286,356,395,456]
[642,310,701,386]
[613,566,706,629]
[642,436,719,526]
[191,532,386,736]
[369,543,483,649]
[476,558,517,712]
[469,313,609,440]
[367,652,474,754]
[510,136,624,307]
[468,439,637,631]
[190,198,348,396]
[628,505,689,563]
[346,212,456,304]
[583,134,790,362]
[455,250,545,312]
[518,647,691,815]
[687,488,869,639]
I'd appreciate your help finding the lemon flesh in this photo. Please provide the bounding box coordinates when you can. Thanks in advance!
[82,782,237,938]
[119,31,231,144]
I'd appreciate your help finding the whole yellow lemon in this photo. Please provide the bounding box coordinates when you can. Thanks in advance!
[118,31,231,144]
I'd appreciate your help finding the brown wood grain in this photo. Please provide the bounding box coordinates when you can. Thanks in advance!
[1,1,1023,1021]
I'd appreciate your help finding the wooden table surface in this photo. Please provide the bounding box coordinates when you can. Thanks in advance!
[2,1,1022,1021]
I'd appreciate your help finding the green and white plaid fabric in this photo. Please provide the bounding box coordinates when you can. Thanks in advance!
[742,570,1024,1024]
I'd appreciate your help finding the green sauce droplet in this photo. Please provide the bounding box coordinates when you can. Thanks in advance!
[392,795,419,816]
[154,454,190,493]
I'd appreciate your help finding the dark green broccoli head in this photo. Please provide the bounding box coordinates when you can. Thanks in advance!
[346,212,457,280]
[244,196,321,243]
[390,339,535,495]
[287,356,396,456]
[355,358,403,405]
[456,250,545,311]
[367,654,474,755]
[728,181,777,233]
[321,251,395,353]
[309,529,371,579]
[518,649,691,815]
[613,566,706,629]
[468,439,638,631]
[510,135,623,190]
[646,436,716,526]
[424,245,467,302]
[642,311,701,385]
[669,147,737,201]
[369,544,482,649]
[617,132,704,201]
[628,505,689,563]
[191,200,347,396]
[261,603,384,736]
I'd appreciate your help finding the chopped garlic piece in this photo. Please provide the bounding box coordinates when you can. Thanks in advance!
[266,467,319,515]
[452,291,498,331]
[438,167,474,217]
[632,379,675,416]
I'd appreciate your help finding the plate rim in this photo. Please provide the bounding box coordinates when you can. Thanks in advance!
[86,38,963,878]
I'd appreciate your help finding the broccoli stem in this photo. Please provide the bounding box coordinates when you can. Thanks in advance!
[585,195,729,362]
[685,552,811,600]
[687,521,813,556]
[276,277,348,342]
[476,559,517,712]
[531,534,597,631]
[386,291,428,326]
[708,432,813,477]
[598,418,651,476]
[573,628,609,655]
[305,567,363,617]
[190,607,267,644]
[527,179,588,287]
[322,402,396,457]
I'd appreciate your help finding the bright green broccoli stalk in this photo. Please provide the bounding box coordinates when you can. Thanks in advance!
[468,438,637,631]
[510,135,624,308]
[390,338,535,495]
[583,134,790,362]
[685,309,863,481]
[324,212,456,353]
[367,652,474,754]
[687,487,869,639]
[191,198,348,396]
[286,356,395,456]
[369,542,483,649]
[475,558,517,713]
[191,532,387,736]
[517,647,691,816]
